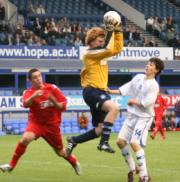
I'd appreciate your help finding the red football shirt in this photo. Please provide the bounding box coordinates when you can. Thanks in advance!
[23,83,66,125]
[154,95,168,117]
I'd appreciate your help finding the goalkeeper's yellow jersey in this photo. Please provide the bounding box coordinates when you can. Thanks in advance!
[80,32,123,91]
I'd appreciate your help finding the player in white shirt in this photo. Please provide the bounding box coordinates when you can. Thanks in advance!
[108,58,164,182]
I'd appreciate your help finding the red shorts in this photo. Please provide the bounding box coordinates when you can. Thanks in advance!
[25,122,63,150]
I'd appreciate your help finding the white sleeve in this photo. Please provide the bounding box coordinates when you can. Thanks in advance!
[119,74,140,96]
[140,83,159,107]
[119,81,132,96]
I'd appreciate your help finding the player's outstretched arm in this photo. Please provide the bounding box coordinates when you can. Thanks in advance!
[48,95,65,110]
[24,90,42,107]
[108,88,121,95]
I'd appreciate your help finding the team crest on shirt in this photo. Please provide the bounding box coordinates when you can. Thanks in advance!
[40,100,54,109]
[100,94,106,99]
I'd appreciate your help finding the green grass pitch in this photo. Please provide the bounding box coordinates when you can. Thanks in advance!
[0,132,180,182]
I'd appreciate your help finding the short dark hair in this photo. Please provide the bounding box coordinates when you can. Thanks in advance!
[149,57,165,76]
[28,68,40,80]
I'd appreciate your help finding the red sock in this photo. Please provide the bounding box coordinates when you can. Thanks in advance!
[9,142,27,168]
[64,154,77,166]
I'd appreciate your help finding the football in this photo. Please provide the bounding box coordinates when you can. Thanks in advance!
[103,11,121,31]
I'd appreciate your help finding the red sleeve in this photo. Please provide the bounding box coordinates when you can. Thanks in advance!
[52,85,67,111]
[22,90,32,108]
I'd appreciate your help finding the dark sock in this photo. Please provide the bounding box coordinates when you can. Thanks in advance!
[100,122,113,145]
[72,128,99,144]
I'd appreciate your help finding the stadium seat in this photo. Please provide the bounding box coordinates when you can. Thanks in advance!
[64,126,72,134]
[72,126,80,133]
[13,128,20,135]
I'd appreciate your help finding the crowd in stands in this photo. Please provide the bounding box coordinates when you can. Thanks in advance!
[146,16,180,47]
[27,3,46,15]
[0,1,179,47]
[123,25,158,47]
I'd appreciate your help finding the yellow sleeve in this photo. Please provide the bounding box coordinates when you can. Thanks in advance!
[85,32,123,60]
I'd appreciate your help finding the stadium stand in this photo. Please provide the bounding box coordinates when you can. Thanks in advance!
[2,0,178,46]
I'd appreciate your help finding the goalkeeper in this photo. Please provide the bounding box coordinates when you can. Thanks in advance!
[66,12,124,154]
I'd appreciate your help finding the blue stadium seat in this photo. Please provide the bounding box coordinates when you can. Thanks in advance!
[72,126,80,133]
[13,128,20,135]
[12,123,19,130]
[64,126,72,134]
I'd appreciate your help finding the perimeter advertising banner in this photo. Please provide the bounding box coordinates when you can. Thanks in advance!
[0,46,80,59]
[162,95,180,106]
[0,95,130,110]
[80,47,174,61]
[0,95,179,111]
[0,46,174,61]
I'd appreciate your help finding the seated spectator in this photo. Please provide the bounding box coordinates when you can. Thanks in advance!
[77,112,89,129]
[132,28,143,46]
[166,28,175,46]
[146,16,154,32]
[15,23,23,35]
[33,18,42,36]
[0,2,5,21]
[163,112,171,131]
[166,16,174,31]
[143,36,150,47]
[36,4,46,15]
[27,2,36,14]
[148,37,158,47]
[74,36,83,46]
[152,17,161,36]
[0,20,8,32]
[13,33,22,45]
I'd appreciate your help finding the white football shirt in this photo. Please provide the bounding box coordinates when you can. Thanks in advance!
[119,74,159,117]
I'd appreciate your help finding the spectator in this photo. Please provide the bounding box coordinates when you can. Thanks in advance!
[163,110,172,130]
[36,4,46,15]
[166,16,174,31]
[27,2,36,14]
[148,37,158,47]
[146,16,154,32]
[143,36,150,47]
[166,28,175,46]
[0,2,5,21]
[13,33,22,45]
[77,112,89,129]
[74,36,83,46]
[33,18,41,36]
[152,17,161,36]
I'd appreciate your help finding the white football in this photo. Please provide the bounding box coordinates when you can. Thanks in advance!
[103,11,121,30]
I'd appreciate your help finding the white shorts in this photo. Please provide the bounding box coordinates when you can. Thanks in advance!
[118,113,153,147]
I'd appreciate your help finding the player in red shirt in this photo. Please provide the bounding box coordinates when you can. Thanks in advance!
[150,93,168,140]
[0,68,81,175]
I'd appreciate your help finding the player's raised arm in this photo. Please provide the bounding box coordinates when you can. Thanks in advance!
[84,11,123,60]
[23,90,42,107]
[85,30,123,60]
[49,86,67,111]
